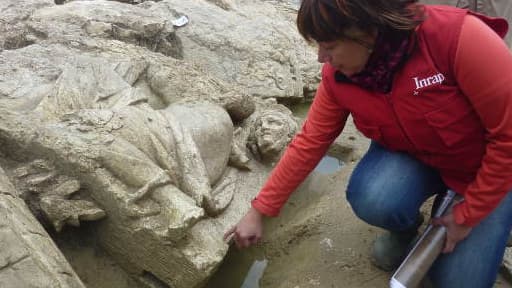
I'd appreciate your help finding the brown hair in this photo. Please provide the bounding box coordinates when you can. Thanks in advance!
[297,0,424,43]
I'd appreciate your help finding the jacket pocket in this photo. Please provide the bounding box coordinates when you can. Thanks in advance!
[424,96,482,147]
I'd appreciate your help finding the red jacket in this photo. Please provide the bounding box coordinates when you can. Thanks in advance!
[252,6,512,227]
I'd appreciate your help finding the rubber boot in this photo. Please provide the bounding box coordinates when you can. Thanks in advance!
[371,216,424,272]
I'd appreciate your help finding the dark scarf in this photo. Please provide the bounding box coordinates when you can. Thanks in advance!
[335,28,414,93]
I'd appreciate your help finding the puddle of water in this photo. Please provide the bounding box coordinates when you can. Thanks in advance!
[314,155,344,174]
[206,247,267,288]
[241,259,268,288]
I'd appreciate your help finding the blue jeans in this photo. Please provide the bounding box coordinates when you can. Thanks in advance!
[346,142,512,288]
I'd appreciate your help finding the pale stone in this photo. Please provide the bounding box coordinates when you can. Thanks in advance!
[502,248,512,280]
[0,165,85,288]
[0,0,304,287]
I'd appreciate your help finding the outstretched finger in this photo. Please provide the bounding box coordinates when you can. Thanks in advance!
[223,226,236,242]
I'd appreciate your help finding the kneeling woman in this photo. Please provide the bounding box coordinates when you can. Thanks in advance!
[226,1,512,287]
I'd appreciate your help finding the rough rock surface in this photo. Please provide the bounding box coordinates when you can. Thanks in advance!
[146,0,320,102]
[0,0,309,287]
[502,248,512,282]
[0,165,85,287]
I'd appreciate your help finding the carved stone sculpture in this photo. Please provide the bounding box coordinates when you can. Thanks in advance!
[0,98,299,286]
[247,104,299,163]
[0,165,85,287]
[0,0,303,287]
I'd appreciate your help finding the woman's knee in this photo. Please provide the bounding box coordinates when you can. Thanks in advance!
[346,180,417,230]
[346,142,443,230]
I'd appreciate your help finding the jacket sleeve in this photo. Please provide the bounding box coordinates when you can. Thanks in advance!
[251,80,349,216]
[452,15,512,226]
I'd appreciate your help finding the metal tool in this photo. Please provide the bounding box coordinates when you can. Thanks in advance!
[390,190,459,288]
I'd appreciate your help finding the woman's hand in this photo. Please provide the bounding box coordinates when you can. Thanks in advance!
[432,212,472,253]
[223,207,264,249]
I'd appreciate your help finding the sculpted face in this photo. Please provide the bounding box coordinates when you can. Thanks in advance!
[254,111,296,159]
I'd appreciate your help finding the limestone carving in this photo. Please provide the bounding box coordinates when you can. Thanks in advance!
[0,165,85,287]
[247,104,299,163]
[0,0,303,287]
[0,96,297,288]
